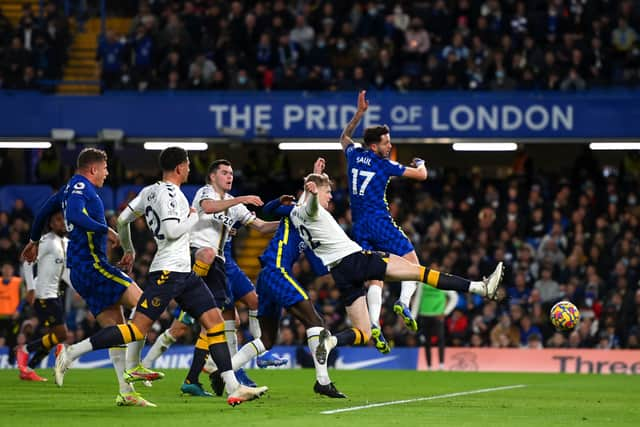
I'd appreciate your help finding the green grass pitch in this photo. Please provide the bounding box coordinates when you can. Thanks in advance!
[0,369,638,427]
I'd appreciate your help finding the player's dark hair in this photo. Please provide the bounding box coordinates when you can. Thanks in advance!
[363,125,390,146]
[77,148,107,170]
[159,146,189,171]
[206,159,232,183]
[304,173,332,188]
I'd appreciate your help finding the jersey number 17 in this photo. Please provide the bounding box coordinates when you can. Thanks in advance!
[351,169,375,196]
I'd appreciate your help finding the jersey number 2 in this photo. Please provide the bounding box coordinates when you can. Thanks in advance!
[299,224,320,249]
[351,169,375,196]
[145,206,165,240]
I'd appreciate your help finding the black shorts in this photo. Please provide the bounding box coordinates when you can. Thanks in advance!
[34,297,65,328]
[330,250,389,306]
[190,247,231,309]
[136,270,217,322]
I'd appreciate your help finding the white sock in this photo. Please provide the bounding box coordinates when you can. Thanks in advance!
[142,329,176,368]
[248,310,261,339]
[67,338,93,360]
[224,320,238,358]
[204,355,218,373]
[109,347,134,393]
[306,327,330,386]
[367,286,383,327]
[221,370,240,394]
[399,281,417,307]
[232,338,266,371]
[469,281,484,295]
[126,339,144,370]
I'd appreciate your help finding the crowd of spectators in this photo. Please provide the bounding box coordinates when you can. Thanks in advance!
[98,0,640,91]
[2,146,640,358]
[0,2,71,91]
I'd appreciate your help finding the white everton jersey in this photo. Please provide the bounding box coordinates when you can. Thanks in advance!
[23,232,70,299]
[290,196,361,267]
[128,182,192,273]
[189,185,254,260]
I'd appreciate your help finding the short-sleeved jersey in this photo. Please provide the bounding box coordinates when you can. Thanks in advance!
[290,197,361,267]
[259,213,327,275]
[24,232,70,299]
[62,175,108,267]
[345,144,406,223]
[189,185,254,260]
[127,182,192,273]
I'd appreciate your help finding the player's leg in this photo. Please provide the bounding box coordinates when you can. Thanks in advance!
[19,298,67,375]
[365,279,389,353]
[435,316,446,369]
[180,273,269,405]
[55,270,175,390]
[143,306,193,370]
[419,315,432,369]
[395,250,421,331]
[383,254,504,299]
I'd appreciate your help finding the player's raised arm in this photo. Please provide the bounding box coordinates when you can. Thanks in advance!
[200,195,264,214]
[340,90,368,151]
[402,157,428,181]
[304,181,320,217]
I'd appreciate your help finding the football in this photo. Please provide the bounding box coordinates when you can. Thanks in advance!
[550,301,580,331]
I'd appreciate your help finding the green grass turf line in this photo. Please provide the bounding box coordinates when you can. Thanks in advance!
[0,369,638,427]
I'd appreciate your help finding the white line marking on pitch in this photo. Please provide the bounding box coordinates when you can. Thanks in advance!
[320,384,527,415]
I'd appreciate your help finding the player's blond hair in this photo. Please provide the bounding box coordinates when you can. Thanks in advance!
[304,173,331,188]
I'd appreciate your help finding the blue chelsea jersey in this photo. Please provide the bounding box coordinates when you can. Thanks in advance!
[259,217,327,276]
[61,175,109,267]
[345,144,405,222]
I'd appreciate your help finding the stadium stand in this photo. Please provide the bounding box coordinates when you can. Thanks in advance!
[86,0,640,92]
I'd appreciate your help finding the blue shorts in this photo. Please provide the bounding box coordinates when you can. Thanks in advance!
[172,307,196,326]
[352,215,414,256]
[34,297,65,327]
[256,264,308,318]
[225,257,255,305]
[69,262,133,316]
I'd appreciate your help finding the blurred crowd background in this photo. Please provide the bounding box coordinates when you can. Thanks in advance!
[1,0,638,92]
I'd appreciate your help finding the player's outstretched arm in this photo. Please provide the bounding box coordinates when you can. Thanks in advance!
[402,157,428,181]
[340,90,368,151]
[200,195,264,214]
[23,189,65,262]
[248,218,280,233]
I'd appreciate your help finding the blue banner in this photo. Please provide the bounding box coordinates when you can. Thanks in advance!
[1,90,640,139]
[0,345,418,370]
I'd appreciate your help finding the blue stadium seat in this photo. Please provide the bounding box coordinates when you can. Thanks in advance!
[182,185,199,204]
[115,185,144,212]
[0,185,54,213]
[96,185,114,212]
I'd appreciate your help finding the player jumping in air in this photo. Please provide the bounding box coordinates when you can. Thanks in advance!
[341,90,429,352]
[289,173,504,367]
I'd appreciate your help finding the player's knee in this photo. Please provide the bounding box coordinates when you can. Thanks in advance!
[242,291,259,310]
[196,247,216,264]
[170,321,189,338]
